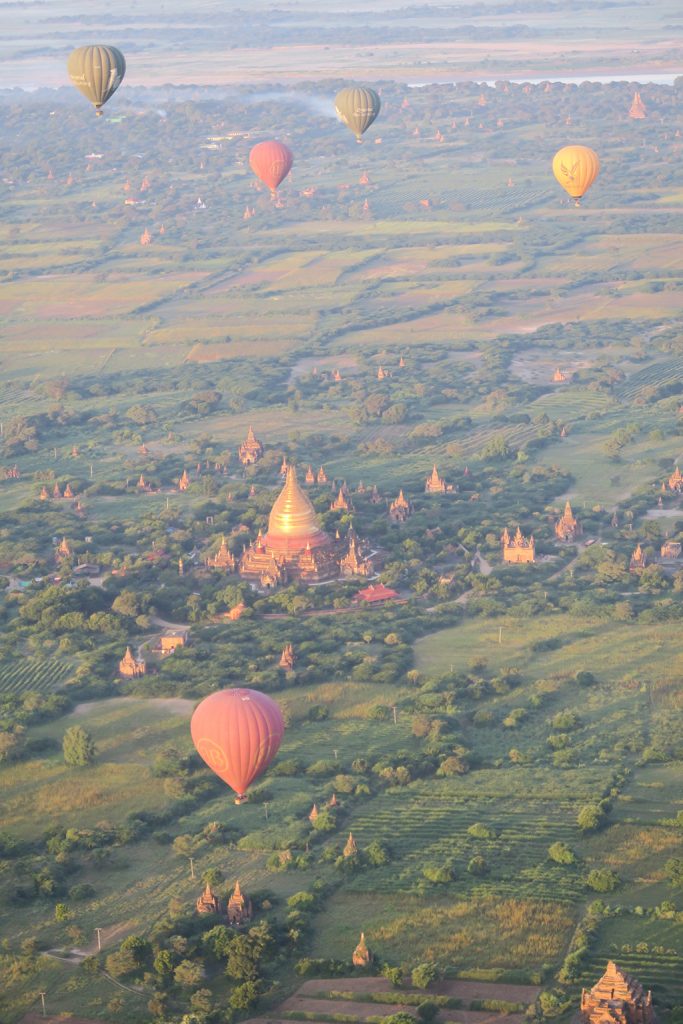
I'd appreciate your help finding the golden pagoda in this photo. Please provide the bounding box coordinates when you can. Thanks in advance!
[317,466,328,484]
[53,483,62,499]
[63,483,74,499]
[119,646,146,678]
[630,543,647,571]
[239,466,338,585]
[501,526,535,563]
[580,961,656,1024]
[370,484,382,504]
[178,469,190,491]
[279,643,296,669]
[629,92,647,120]
[399,355,406,368]
[377,365,387,381]
[305,465,315,485]
[227,880,252,926]
[140,228,152,246]
[137,474,148,490]
[425,464,447,494]
[668,465,682,492]
[389,489,412,523]
[352,932,373,967]
[207,536,236,571]
[238,425,263,466]
[553,367,567,382]
[196,883,222,915]
[309,803,319,823]
[39,486,49,501]
[343,833,358,858]
[555,500,581,541]
[227,602,246,620]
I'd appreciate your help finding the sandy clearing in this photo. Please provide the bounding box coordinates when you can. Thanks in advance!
[70,696,194,718]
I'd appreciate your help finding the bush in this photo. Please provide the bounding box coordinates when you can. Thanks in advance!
[467,822,495,839]
[577,803,606,832]
[586,868,620,892]
[547,842,576,865]
[467,855,489,877]
[411,962,438,989]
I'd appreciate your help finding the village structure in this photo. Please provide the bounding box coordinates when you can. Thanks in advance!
[501,526,535,563]
[580,961,656,1024]
[555,500,581,541]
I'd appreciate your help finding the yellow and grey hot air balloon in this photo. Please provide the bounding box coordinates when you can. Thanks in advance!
[67,45,126,115]
[335,86,381,142]
[552,145,600,205]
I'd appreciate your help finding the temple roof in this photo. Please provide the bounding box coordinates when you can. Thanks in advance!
[265,466,330,549]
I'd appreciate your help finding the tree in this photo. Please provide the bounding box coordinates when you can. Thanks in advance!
[664,858,683,888]
[62,725,95,766]
[174,959,206,987]
[577,803,606,833]
[586,868,620,892]
[411,962,438,989]
[467,855,489,876]
[548,842,576,865]
[417,1002,439,1024]
[230,981,260,1011]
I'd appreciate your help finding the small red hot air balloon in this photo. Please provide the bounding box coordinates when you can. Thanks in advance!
[248,140,293,194]
[191,688,284,803]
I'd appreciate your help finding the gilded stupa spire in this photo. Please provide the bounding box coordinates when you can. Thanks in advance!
[266,466,326,544]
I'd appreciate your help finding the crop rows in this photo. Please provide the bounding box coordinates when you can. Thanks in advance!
[344,791,584,899]
[614,357,683,402]
[530,389,614,418]
[0,658,73,696]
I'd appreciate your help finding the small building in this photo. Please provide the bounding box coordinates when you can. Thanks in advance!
[279,643,296,670]
[555,500,582,541]
[39,486,49,501]
[425,465,448,494]
[63,483,74,499]
[340,533,373,578]
[72,563,101,577]
[354,583,399,604]
[352,932,373,967]
[389,490,412,523]
[56,537,73,560]
[305,465,316,485]
[160,630,189,654]
[630,544,647,571]
[580,960,656,1024]
[331,486,353,512]
[238,426,264,466]
[668,466,682,493]
[369,484,383,504]
[227,602,246,620]
[178,469,190,491]
[501,527,535,564]
[206,536,236,571]
[227,880,252,926]
[660,540,682,560]
[629,91,647,119]
[317,465,328,484]
[309,803,319,823]
[343,833,358,858]
[196,883,222,915]
[552,367,567,383]
[119,646,146,678]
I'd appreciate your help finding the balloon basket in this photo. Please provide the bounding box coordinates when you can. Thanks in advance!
[235,795,249,805]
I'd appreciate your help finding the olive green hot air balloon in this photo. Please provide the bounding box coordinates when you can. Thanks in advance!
[335,86,381,142]
[67,45,126,115]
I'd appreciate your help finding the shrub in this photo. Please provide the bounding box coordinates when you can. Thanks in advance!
[586,868,620,892]
[411,962,438,989]
[467,855,489,876]
[577,803,606,832]
[548,842,576,865]
[467,822,495,839]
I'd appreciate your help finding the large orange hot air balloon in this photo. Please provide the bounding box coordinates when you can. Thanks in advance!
[191,688,284,803]
[249,141,293,194]
[552,145,600,205]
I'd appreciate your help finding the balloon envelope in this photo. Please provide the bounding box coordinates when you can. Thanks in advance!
[335,87,381,141]
[249,141,293,192]
[67,45,126,113]
[552,145,600,201]
[191,688,285,801]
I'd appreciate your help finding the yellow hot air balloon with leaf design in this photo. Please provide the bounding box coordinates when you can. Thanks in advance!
[552,145,600,205]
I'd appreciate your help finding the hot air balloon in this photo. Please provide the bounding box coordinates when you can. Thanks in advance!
[335,86,381,142]
[67,45,126,115]
[190,688,284,803]
[552,145,600,205]
[249,141,293,194]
